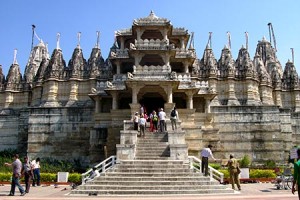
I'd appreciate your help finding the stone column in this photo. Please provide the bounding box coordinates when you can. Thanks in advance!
[111,91,118,110]
[274,89,282,107]
[180,37,185,50]
[294,90,300,112]
[95,96,101,113]
[120,37,124,50]
[116,60,121,74]
[227,79,239,105]
[205,98,211,113]
[69,80,78,101]
[186,91,193,109]
[184,61,189,73]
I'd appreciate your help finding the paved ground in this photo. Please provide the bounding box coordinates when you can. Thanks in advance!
[0,182,298,200]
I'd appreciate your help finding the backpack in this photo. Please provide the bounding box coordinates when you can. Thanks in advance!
[171,109,176,117]
[152,115,158,122]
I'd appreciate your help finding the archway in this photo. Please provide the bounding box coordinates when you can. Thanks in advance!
[139,92,165,115]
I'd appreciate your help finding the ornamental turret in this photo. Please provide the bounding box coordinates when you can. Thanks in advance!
[68,46,87,78]
[44,48,66,80]
[217,45,235,78]
[0,65,5,90]
[282,60,299,90]
[199,45,217,79]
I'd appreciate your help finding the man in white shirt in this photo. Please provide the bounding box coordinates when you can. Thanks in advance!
[138,114,147,137]
[158,108,166,132]
[200,144,216,176]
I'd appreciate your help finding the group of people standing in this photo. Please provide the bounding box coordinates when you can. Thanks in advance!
[4,154,41,196]
[133,105,179,137]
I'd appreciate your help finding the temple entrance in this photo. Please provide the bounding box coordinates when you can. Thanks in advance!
[139,93,165,115]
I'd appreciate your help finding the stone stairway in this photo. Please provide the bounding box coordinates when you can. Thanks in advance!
[70,130,233,196]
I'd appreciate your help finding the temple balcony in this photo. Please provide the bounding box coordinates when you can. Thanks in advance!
[175,49,196,59]
[110,49,129,59]
[133,65,171,74]
[130,39,174,51]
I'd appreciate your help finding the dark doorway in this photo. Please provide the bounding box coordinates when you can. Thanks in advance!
[140,96,165,115]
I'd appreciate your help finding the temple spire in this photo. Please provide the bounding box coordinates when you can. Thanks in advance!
[227,31,231,50]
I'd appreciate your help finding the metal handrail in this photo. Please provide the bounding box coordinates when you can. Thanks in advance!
[188,156,224,183]
[81,155,117,184]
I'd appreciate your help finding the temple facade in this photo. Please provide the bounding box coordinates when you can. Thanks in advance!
[0,12,299,166]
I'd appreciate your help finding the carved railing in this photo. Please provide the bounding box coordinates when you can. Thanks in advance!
[175,49,196,58]
[177,73,191,82]
[133,65,171,74]
[132,39,174,51]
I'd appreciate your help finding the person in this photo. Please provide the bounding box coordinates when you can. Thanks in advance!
[226,154,241,190]
[84,167,100,183]
[21,156,33,193]
[158,108,166,132]
[200,144,216,176]
[292,148,300,198]
[151,111,159,132]
[4,154,26,196]
[170,107,179,130]
[31,157,41,186]
[133,112,139,131]
[139,114,147,137]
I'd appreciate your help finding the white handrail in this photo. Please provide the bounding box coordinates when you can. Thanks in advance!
[81,155,117,184]
[188,156,224,183]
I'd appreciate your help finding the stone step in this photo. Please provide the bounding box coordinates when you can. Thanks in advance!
[135,156,169,160]
[135,152,169,156]
[103,172,203,177]
[110,168,193,173]
[78,184,228,190]
[90,176,210,182]
[119,160,185,165]
[88,180,214,186]
[70,188,233,196]
[117,164,189,169]
[136,147,169,151]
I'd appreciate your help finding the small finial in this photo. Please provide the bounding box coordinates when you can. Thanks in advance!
[245,32,249,50]
[95,31,100,48]
[56,32,61,50]
[77,32,81,48]
[13,48,18,65]
[291,48,294,64]
[227,31,231,50]
[207,32,212,48]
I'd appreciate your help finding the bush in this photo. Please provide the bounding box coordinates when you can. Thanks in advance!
[209,163,221,170]
[239,155,251,168]
[250,169,276,178]
[264,160,276,169]
[68,173,81,184]
[0,173,12,182]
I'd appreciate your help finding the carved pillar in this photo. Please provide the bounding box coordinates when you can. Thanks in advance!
[209,79,220,106]
[111,91,118,110]
[69,80,78,101]
[227,79,239,105]
[131,83,142,104]
[48,80,58,102]
[246,80,257,105]
[163,85,173,103]
[186,91,193,109]
[116,60,121,74]
[4,92,13,108]
[95,96,101,113]
[184,61,189,73]
[180,37,185,50]
[294,90,300,112]
[120,37,124,50]
[274,89,282,107]
[205,98,211,113]
[136,27,141,41]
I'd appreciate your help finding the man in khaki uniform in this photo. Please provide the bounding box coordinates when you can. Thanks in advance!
[226,154,241,190]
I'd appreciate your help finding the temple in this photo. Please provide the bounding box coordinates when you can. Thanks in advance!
[0,11,299,165]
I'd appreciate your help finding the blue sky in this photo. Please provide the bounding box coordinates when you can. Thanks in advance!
[0,0,299,76]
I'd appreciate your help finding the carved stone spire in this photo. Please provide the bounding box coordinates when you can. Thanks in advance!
[0,65,5,90]
[236,46,255,79]
[218,46,235,78]
[33,58,50,84]
[68,46,87,78]
[44,48,66,80]
[6,62,22,91]
[253,52,271,84]
[199,45,217,79]
[24,40,49,86]
[282,60,299,90]
[88,47,104,78]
